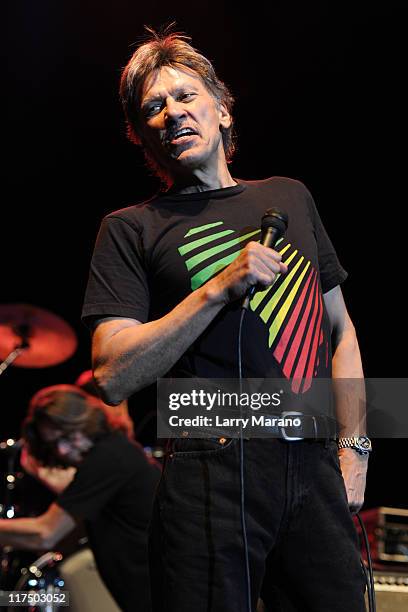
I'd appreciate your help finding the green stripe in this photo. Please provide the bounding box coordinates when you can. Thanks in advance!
[268,261,311,347]
[184,222,224,237]
[185,229,260,271]
[178,229,235,256]
[191,251,241,290]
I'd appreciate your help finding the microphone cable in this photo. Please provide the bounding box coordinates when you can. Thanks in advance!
[356,512,376,612]
[238,306,252,612]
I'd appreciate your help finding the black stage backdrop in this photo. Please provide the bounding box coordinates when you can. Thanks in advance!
[4,2,406,508]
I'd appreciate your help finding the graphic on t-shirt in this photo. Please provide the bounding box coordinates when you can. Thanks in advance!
[178,222,327,393]
[179,223,261,291]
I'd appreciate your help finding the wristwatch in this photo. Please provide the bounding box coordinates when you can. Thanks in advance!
[337,436,372,455]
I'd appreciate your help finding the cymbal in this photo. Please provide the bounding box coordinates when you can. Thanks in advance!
[0,303,77,368]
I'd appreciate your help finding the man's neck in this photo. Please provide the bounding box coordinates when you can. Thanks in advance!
[168,166,237,195]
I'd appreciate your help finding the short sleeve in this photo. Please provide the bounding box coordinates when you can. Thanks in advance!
[81,215,150,327]
[57,436,153,521]
[305,188,348,293]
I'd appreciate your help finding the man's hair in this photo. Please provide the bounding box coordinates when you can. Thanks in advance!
[119,26,237,183]
[23,385,121,467]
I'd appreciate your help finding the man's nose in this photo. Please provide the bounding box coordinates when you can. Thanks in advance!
[164,98,186,121]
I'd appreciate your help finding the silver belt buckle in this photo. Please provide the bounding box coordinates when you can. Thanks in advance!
[279,411,304,441]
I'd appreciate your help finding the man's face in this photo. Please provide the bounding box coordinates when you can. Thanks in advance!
[139,66,231,177]
[39,425,93,467]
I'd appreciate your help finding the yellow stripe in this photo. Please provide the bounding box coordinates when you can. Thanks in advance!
[267,261,311,348]
[250,243,293,310]
[255,250,300,318]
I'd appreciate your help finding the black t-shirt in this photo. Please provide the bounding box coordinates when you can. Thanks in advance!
[82,177,347,393]
[57,431,160,612]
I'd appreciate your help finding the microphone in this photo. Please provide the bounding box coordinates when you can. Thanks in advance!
[241,207,289,311]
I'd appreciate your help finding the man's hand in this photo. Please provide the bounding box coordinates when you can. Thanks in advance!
[338,447,369,514]
[209,241,288,305]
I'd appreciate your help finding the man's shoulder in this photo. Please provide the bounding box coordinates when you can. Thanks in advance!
[92,430,139,454]
[238,176,312,213]
[102,196,157,229]
[238,175,309,194]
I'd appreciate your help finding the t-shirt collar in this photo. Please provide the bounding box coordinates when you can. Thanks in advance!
[154,179,246,202]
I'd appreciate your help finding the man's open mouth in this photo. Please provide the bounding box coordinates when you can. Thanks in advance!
[167,127,199,144]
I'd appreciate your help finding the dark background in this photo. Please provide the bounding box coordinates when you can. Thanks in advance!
[4,2,406,508]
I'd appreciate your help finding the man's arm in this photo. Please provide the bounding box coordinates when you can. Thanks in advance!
[92,242,287,405]
[20,446,76,495]
[0,503,76,550]
[324,285,368,513]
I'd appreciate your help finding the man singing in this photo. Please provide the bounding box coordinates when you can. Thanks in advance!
[82,27,370,611]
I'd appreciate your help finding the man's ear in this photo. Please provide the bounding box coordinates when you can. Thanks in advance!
[218,101,232,130]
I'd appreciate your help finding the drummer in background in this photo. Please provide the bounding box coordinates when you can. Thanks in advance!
[18,369,135,495]
[0,385,161,612]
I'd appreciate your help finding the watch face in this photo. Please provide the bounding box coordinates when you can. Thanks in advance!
[358,436,371,450]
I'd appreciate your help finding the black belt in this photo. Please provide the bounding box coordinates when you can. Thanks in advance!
[177,412,338,441]
[249,411,338,441]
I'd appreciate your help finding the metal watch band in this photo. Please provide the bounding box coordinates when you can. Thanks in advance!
[337,436,372,454]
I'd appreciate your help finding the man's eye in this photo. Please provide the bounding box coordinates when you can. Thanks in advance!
[179,93,195,101]
[145,103,162,117]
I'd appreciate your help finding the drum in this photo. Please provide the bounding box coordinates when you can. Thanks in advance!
[10,551,65,612]
[59,548,120,612]
[10,548,120,612]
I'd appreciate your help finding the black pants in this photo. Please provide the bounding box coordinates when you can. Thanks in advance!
[149,437,366,611]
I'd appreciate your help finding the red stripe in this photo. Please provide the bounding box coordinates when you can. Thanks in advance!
[303,290,324,392]
[274,269,314,363]
[282,273,317,380]
[291,280,321,393]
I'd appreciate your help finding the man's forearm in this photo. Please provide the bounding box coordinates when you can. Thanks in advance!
[94,279,228,404]
[332,327,366,437]
[0,517,49,550]
[0,504,74,551]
